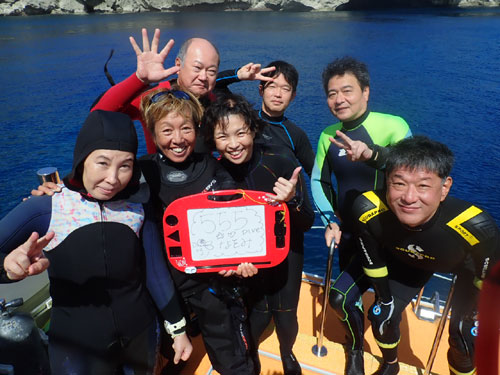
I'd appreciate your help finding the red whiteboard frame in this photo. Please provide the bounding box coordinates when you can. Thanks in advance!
[163,190,290,273]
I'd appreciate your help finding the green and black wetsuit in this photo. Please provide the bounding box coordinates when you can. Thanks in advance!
[311,110,411,354]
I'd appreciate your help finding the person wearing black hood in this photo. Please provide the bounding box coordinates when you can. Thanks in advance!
[0,110,192,374]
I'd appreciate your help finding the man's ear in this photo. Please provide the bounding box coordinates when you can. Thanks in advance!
[363,86,370,102]
[441,176,453,201]
[175,57,181,68]
[258,84,264,98]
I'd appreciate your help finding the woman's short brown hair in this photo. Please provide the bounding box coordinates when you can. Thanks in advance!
[140,86,204,137]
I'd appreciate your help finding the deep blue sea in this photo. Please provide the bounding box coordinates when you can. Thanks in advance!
[0,9,499,296]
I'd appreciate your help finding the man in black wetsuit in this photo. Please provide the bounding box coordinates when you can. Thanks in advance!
[352,136,499,375]
[216,61,315,176]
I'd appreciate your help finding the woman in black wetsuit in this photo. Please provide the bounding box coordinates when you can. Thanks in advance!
[202,93,315,375]
[0,110,191,375]
[138,87,257,375]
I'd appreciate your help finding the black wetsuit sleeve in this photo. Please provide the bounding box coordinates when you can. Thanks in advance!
[365,144,390,170]
[142,202,184,325]
[466,210,500,286]
[214,68,240,95]
[292,126,315,177]
[0,196,52,283]
[287,171,315,232]
[352,193,392,302]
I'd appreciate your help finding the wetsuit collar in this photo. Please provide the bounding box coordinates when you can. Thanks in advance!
[401,203,443,232]
[259,109,285,124]
[220,144,262,182]
[157,151,207,172]
[341,110,370,131]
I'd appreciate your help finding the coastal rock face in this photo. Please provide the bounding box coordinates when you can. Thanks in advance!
[1,0,498,15]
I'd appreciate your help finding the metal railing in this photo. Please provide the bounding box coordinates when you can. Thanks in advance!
[311,240,335,357]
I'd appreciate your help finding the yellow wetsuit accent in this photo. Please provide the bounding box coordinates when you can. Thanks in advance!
[473,276,483,290]
[359,191,389,224]
[363,266,388,279]
[449,364,476,375]
[375,336,400,349]
[446,206,482,246]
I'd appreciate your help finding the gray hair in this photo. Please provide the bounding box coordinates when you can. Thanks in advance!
[385,136,454,179]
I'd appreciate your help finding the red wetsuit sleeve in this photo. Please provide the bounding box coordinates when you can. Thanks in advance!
[91,73,172,154]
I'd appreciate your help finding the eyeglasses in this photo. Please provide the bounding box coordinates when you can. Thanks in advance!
[150,90,191,103]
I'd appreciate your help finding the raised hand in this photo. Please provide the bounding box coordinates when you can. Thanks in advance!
[237,62,276,82]
[266,166,302,203]
[3,231,54,280]
[330,130,373,162]
[129,28,180,84]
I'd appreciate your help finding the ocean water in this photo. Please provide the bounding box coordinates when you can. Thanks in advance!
[0,9,499,294]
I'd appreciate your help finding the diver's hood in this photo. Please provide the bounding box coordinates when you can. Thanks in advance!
[64,110,149,203]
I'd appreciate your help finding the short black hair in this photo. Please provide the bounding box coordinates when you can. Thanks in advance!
[322,56,370,94]
[385,136,454,179]
[260,60,299,92]
[202,93,264,149]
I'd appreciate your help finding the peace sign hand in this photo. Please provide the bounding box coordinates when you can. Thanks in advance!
[129,28,180,85]
[329,130,373,162]
[237,62,276,82]
[4,231,53,281]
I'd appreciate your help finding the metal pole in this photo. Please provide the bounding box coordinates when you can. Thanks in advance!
[424,275,457,375]
[312,240,336,357]
[413,287,425,315]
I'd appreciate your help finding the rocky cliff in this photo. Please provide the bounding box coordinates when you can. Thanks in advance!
[1,0,498,16]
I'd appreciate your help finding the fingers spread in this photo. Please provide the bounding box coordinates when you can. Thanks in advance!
[151,28,161,53]
[141,28,150,52]
[159,38,175,60]
[129,36,142,55]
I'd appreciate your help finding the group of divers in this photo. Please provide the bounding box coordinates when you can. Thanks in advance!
[1,27,499,375]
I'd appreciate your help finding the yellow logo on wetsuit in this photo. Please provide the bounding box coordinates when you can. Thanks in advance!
[359,191,388,224]
[446,206,482,246]
[394,245,436,261]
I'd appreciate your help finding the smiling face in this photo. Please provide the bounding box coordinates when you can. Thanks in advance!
[82,149,134,200]
[175,38,219,98]
[386,167,452,227]
[214,114,255,165]
[153,111,197,163]
[259,73,296,117]
[326,72,369,122]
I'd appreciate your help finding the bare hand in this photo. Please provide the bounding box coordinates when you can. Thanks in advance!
[219,262,258,278]
[30,181,61,197]
[4,231,53,280]
[330,130,373,162]
[325,223,341,247]
[266,166,301,203]
[172,333,192,364]
[235,262,258,278]
[237,62,276,82]
[129,28,180,84]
